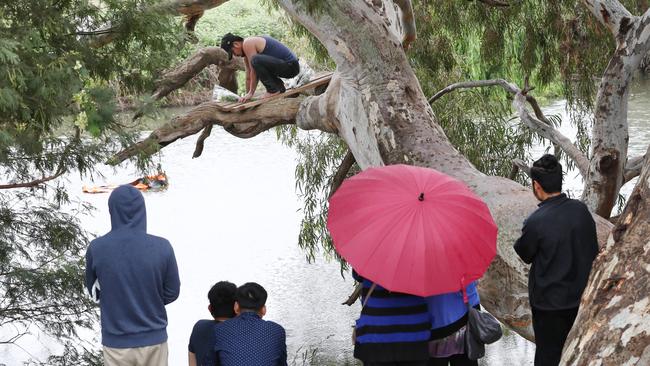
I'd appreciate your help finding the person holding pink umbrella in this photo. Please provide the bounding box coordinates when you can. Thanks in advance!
[328,164,498,366]
[352,270,431,366]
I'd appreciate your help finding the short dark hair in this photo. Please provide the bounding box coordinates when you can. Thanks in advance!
[208,281,237,318]
[236,282,267,311]
[220,32,244,60]
[531,154,562,193]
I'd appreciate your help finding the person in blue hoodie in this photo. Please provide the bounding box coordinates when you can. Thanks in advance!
[85,185,180,366]
[426,282,480,366]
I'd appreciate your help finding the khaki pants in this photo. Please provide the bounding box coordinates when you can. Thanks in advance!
[103,342,168,366]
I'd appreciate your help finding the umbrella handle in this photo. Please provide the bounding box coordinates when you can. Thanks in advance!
[461,276,469,304]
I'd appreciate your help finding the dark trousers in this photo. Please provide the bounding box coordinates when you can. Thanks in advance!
[532,307,579,366]
[365,362,428,366]
[427,353,477,366]
[250,54,299,93]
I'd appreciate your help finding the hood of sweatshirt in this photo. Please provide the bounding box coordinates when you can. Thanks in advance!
[108,185,147,232]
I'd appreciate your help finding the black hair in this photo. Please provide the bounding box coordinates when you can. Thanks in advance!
[235,282,268,311]
[530,154,562,193]
[208,281,237,318]
[220,33,244,59]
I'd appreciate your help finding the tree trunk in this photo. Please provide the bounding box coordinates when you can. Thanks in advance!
[580,2,650,218]
[562,146,650,366]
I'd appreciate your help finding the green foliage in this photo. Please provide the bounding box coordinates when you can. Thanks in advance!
[276,127,350,270]
[193,0,287,49]
[0,0,187,362]
[278,0,648,265]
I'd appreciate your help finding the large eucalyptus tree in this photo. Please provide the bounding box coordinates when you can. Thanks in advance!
[110,1,650,364]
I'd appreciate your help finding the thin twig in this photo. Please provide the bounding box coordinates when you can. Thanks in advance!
[0,169,65,190]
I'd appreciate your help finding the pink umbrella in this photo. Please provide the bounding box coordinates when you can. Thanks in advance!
[327,164,497,297]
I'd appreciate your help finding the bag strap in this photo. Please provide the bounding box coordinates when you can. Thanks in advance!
[461,276,469,304]
[362,282,377,308]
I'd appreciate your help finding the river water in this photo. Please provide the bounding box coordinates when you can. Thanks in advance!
[1,79,648,365]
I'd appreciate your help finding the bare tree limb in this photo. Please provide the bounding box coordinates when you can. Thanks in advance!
[342,282,363,306]
[110,98,308,165]
[623,154,646,183]
[512,92,590,178]
[152,47,244,101]
[192,124,213,158]
[429,79,589,177]
[512,158,531,178]
[328,150,356,199]
[394,0,416,50]
[0,170,65,190]
[132,47,244,121]
[428,79,518,104]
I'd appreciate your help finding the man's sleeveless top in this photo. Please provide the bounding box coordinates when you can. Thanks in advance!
[261,35,297,62]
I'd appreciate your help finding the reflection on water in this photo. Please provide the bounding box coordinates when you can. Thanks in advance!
[1,78,648,365]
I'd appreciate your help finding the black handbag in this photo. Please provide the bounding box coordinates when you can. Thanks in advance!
[464,304,503,360]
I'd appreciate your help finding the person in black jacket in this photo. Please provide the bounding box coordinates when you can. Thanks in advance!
[514,154,599,366]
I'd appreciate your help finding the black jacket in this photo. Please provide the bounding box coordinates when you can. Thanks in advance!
[514,194,598,310]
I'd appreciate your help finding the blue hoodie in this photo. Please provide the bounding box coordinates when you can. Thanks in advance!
[85,185,180,348]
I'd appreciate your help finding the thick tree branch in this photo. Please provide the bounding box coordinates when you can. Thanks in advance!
[580,5,650,216]
[110,98,310,165]
[394,0,417,50]
[581,0,633,38]
[429,79,590,177]
[328,150,356,199]
[152,47,244,101]
[132,47,244,120]
[562,145,650,365]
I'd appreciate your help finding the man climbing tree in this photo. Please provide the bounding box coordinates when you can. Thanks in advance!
[220,32,300,102]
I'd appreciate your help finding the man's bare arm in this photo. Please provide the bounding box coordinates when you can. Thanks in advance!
[240,39,260,102]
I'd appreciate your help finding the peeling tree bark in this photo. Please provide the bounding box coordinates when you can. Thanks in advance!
[109,98,302,165]
[562,146,650,366]
[580,2,650,218]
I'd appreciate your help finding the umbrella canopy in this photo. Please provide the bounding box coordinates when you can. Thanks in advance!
[327,164,497,296]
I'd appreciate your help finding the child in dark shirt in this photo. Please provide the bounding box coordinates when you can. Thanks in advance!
[188,281,237,366]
